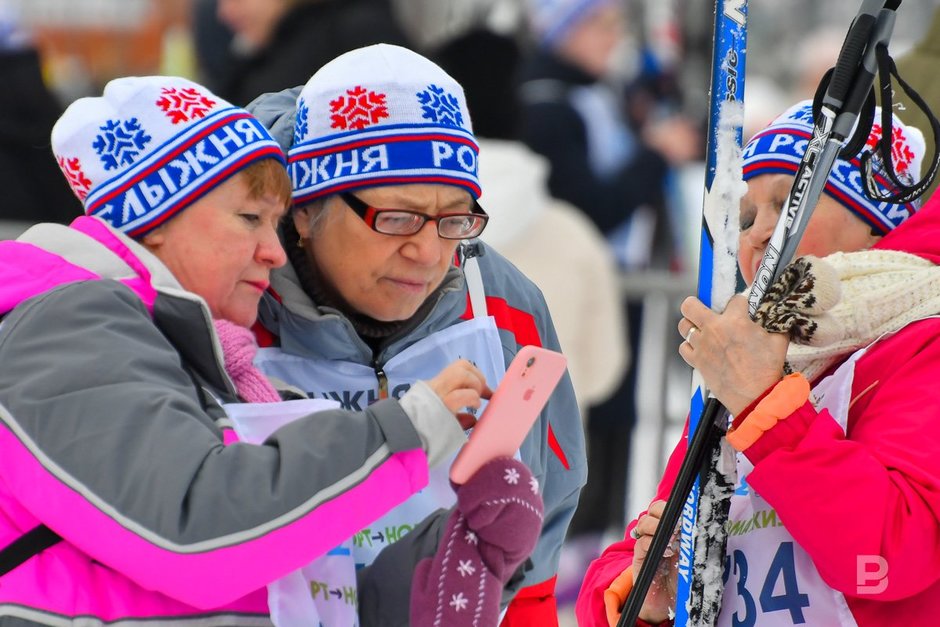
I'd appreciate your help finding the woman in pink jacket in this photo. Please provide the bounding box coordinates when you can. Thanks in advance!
[0,75,511,626]
[578,100,940,626]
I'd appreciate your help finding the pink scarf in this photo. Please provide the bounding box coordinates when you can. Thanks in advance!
[213,319,281,404]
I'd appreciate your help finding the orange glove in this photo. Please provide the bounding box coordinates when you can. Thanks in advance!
[604,567,633,626]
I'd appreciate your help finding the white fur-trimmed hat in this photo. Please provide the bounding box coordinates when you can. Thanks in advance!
[288,44,480,205]
[51,76,286,238]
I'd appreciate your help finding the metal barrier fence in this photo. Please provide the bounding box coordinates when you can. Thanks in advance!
[620,269,696,521]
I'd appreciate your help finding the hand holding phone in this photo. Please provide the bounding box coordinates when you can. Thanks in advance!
[449,345,567,485]
[426,358,492,430]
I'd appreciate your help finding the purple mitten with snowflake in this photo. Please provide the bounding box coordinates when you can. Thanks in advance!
[410,457,544,627]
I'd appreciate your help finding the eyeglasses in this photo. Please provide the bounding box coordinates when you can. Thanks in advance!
[339,191,489,240]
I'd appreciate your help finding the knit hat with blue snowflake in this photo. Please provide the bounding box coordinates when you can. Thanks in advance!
[289,44,480,205]
[743,100,927,235]
[51,76,285,238]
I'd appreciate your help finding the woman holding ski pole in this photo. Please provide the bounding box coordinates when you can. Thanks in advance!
[576,99,940,626]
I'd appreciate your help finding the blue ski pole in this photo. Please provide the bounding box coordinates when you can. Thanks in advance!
[618,1,905,625]
[616,0,748,622]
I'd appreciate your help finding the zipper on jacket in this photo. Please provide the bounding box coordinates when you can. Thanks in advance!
[376,368,389,400]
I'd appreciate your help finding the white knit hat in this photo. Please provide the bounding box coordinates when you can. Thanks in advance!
[743,100,926,234]
[288,44,480,205]
[52,76,285,238]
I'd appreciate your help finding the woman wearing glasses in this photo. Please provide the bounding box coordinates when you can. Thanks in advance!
[248,44,586,626]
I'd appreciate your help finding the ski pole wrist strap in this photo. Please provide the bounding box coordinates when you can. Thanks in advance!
[861,43,940,204]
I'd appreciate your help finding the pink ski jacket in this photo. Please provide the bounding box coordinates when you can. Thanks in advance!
[577,194,940,626]
[0,217,464,625]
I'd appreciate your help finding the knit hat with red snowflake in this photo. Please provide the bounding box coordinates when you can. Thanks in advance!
[288,44,480,205]
[743,99,927,234]
[51,76,285,238]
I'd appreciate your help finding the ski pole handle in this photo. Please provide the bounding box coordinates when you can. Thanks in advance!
[777,3,900,271]
[835,2,898,144]
[747,0,897,314]
[823,0,882,110]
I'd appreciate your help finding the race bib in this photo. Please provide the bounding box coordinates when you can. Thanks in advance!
[717,351,867,627]
[224,399,358,627]
[255,316,507,567]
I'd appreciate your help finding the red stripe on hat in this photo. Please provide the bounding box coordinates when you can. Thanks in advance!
[123,145,285,237]
[88,111,267,210]
[292,175,482,205]
[824,184,891,234]
[742,159,799,178]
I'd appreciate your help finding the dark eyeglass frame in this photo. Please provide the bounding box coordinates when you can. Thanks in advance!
[339,191,489,240]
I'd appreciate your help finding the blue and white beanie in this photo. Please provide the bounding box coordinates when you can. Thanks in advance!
[288,44,480,205]
[51,76,285,238]
[525,0,617,47]
[742,100,926,234]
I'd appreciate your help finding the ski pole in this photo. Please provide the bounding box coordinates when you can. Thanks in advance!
[618,0,749,618]
[618,2,899,626]
[751,0,900,309]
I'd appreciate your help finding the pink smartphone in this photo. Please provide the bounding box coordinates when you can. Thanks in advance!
[449,345,568,485]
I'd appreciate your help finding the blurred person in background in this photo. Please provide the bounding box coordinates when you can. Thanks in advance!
[790,27,844,103]
[203,0,411,106]
[432,26,629,426]
[517,0,700,572]
[0,6,82,228]
[518,0,699,261]
[192,0,235,90]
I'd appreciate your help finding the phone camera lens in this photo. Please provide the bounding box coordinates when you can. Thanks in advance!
[526,357,535,367]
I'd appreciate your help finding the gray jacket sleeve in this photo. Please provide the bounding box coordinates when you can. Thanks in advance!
[0,281,461,608]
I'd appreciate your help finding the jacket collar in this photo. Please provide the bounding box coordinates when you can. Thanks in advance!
[262,259,467,366]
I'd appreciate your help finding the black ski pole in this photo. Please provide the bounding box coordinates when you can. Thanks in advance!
[618,2,898,625]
